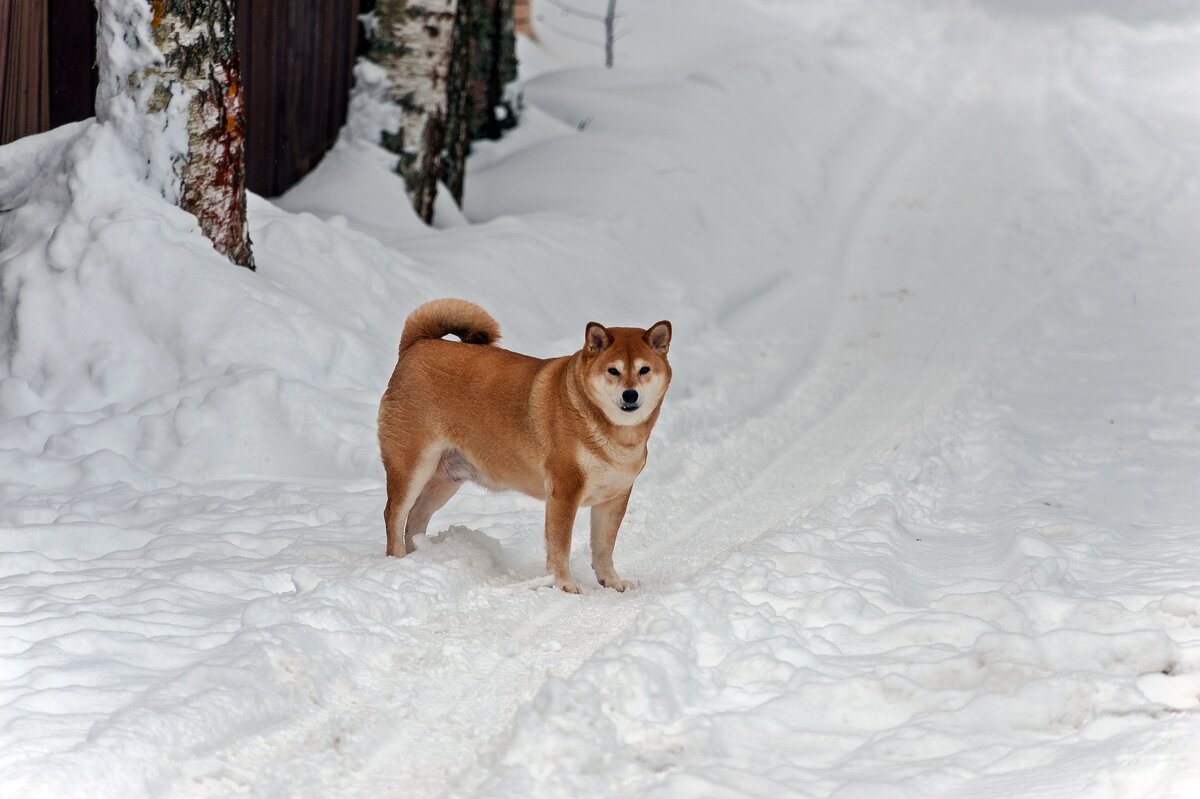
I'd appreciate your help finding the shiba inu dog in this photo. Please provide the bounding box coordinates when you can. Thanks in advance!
[378,298,672,593]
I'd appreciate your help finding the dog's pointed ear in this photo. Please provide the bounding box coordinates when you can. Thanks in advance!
[585,322,612,354]
[644,321,671,355]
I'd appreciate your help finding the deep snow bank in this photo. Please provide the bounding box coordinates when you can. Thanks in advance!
[0,0,842,489]
[0,120,406,484]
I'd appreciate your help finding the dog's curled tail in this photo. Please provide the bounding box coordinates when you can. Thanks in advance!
[399,298,501,354]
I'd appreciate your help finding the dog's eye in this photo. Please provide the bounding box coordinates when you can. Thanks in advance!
[607,367,620,376]
[639,366,651,375]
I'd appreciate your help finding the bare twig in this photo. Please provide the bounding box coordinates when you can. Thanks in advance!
[537,0,622,68]
[604,0,617,67]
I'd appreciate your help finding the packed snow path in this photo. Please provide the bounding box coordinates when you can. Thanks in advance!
[2,2,1199,797]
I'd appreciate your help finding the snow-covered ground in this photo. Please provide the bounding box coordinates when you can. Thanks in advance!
[2,1,1199,796]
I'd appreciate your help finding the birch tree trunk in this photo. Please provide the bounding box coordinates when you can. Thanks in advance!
[95,0,253,269]
[368,0,519,222]
[370,0,459,223]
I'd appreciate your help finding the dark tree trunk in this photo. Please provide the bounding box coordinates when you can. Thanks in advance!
[442,0,475,203]
[467,0,517,142]
[445,0,519,205]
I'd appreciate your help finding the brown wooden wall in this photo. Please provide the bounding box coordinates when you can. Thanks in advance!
[1,0,50,143]
[1,0,361,198]
[237,0,361,196]
[48,0,98,129]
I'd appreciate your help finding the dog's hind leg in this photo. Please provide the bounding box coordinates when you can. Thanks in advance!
[404,470,462,553]
[383,443,442,557]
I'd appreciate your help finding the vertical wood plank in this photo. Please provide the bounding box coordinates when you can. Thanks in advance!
[0,0,10,115]
[1,0,50,145]
[48,0,98,128]
[240,0,358,196]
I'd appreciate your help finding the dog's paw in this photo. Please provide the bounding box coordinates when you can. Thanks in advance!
[599,578,635,592]
[557,579,582,594]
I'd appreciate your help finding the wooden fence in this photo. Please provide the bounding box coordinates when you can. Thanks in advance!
[0,0,50,143]
[1,0,362,197]
[237,0,361,196]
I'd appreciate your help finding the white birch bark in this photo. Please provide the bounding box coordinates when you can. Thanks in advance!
[95,0,254,268]
[371,0,460,222]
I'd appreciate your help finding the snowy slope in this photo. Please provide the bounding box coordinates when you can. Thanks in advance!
[1,1,1199,797]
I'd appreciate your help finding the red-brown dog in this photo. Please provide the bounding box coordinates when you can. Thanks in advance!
[378,299,672,592]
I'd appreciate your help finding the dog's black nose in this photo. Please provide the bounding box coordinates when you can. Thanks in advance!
[622,389,639,404]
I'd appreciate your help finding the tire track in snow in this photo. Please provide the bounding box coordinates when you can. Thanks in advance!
[161,42,939,799]
[461,13,1200,797]
[170,21,1074,797]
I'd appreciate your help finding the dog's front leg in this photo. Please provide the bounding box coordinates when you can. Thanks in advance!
[544,470,584,593]
[591,487,634,591]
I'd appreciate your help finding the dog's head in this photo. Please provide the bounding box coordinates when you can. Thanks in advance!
[580,320,672,426]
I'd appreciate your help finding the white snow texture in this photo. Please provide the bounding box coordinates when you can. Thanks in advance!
[1,0,1199,797]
